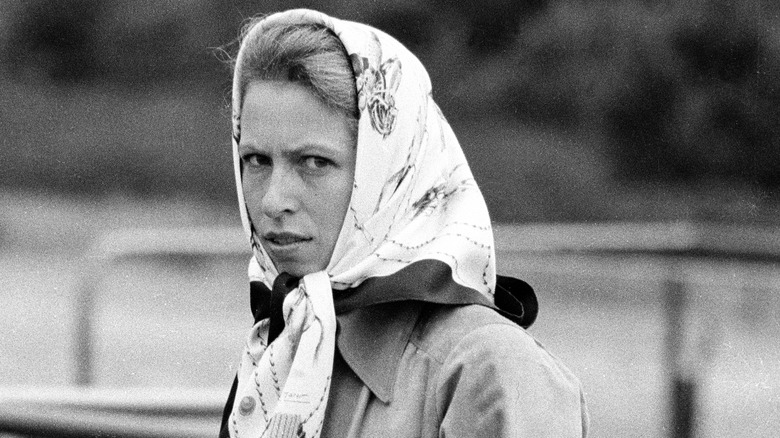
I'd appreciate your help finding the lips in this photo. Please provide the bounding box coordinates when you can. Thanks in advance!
[263,231,312,247]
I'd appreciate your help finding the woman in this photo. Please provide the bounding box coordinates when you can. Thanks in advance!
[221,9,588,438]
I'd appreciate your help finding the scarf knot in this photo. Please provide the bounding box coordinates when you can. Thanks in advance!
[231,272,336,438]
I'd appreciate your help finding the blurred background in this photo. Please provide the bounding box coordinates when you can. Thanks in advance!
[1,0,778,437]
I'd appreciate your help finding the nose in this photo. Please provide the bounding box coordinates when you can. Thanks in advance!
[261,166,297,219]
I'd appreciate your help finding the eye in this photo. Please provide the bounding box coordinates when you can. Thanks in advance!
[301,156,332,170]
[242,153,270,168]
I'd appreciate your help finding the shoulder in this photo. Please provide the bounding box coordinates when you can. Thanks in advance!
[412,305,588,437]
[411,304,588,437]
[411,303,583,398]
[411,303,541,365]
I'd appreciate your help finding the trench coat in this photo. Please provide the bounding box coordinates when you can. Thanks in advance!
[220,260,589,437]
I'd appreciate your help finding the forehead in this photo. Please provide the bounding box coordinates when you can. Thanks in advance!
[239,81,353,153]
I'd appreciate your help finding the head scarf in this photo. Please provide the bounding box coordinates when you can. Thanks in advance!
[229,9,495,437]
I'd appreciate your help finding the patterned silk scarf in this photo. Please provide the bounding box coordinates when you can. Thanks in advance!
[229,9,496,437]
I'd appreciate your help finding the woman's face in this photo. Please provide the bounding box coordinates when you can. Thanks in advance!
[238,81,356,277]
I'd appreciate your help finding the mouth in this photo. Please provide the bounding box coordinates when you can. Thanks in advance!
[262,232,312,247]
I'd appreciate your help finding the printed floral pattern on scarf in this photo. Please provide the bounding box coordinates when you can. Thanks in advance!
[350,48,402,138]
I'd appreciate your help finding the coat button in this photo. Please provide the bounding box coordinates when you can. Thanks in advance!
[238,396,256,416]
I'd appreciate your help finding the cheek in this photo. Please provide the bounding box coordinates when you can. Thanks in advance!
[338,178,354,215]
[324,177,354,233]
[241,175,265,218]
[306,178,351,245]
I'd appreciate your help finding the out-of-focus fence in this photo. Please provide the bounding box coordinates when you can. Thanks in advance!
[0,387,224,438]
[494,223,780,438]
[1,223,778,437]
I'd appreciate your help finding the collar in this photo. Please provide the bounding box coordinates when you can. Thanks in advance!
[335,301,422,403]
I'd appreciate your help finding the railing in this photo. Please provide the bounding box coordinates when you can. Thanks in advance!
[1,222,778,437]
[493,222,780,438]
[0,386,224,437]
[72,227,250,387]
[0,227,248,438]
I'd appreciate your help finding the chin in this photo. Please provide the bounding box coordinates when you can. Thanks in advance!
[276,262,323,278]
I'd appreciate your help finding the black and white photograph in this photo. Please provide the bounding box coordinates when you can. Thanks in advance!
[1,1,778,437]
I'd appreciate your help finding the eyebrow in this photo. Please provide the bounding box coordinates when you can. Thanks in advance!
[237,142,345,158]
